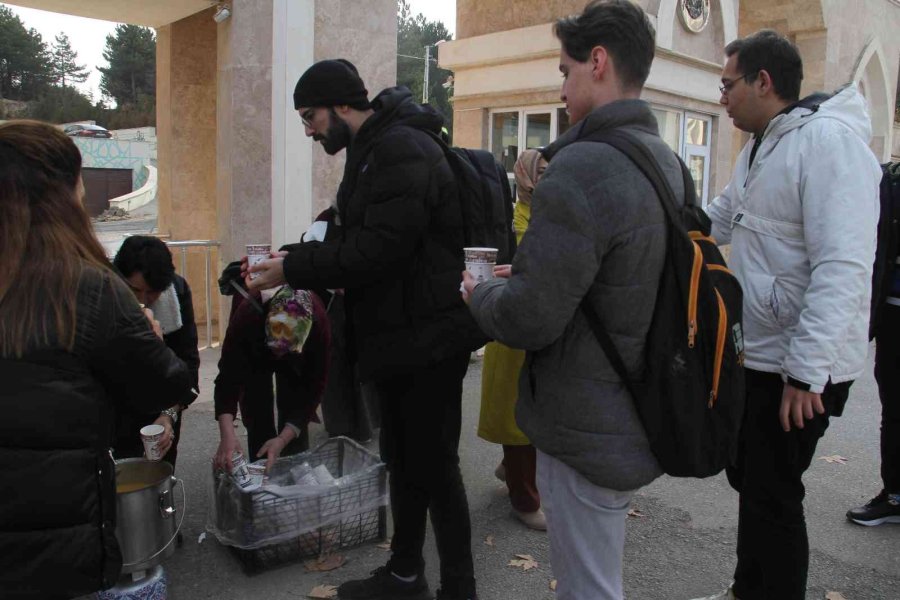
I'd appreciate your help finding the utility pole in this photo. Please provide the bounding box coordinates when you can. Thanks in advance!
[423,45,431,103]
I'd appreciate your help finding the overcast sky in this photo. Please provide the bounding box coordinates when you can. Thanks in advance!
[0,0,457,101]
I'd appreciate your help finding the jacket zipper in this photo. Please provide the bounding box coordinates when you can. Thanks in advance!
[706,264,733,275]
[709,289,728,408]
[687,241,702,348]
[688,231,718,245]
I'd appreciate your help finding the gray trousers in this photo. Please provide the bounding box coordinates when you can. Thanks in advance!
[536,450,635,600]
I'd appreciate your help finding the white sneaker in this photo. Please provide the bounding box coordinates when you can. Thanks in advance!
[513,508,547,531]
[689,585,738,600]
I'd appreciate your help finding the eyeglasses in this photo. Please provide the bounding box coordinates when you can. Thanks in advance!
[300,108,316,128]
[719,72,755,95]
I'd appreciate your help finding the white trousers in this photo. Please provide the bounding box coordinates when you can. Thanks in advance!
[536,449,635,600]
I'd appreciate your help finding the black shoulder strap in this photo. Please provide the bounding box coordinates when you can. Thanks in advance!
[577,129,684,389]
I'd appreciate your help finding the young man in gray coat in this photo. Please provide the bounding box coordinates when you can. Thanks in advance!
[463,1,682,598]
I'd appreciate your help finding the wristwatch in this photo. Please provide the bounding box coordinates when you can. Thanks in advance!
[161,407,180,424]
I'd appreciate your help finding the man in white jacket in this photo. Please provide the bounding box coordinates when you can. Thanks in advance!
[693,30,882,600]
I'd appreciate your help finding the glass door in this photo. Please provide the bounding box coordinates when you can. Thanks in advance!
[491,111,520,172]
[524,111,552,150]
[682,114,711,207]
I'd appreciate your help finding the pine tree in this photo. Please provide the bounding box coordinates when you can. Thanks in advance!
[98,24,155,107]
[50,32,89,89]
[0,6,52,101]
[396,0,454,138]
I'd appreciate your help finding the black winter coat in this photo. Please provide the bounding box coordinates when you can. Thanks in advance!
[0,265,192,599]
[283,87,485,381]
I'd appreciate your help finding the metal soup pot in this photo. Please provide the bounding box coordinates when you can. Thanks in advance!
[114,458,186,573]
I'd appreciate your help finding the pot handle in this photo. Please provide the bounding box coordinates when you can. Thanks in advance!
[121,476,187,568]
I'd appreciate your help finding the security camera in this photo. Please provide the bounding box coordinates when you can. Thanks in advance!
[213,6,231,23]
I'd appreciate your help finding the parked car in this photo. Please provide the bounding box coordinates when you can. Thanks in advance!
[64,124,112,138]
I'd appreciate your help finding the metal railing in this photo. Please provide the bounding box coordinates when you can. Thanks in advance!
[165,240,221,349]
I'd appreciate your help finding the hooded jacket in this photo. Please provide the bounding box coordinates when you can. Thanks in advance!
[707,85,882,393]
[469,100,676,491]
[282,87,485,380]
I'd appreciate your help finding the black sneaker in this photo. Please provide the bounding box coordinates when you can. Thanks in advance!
[337,566,431,600]
[846,490,900,526]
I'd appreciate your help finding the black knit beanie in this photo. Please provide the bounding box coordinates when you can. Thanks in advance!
[293,59,369,110]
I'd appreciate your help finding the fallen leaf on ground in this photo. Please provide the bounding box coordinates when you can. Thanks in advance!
[307,585,337,599]
[508,554,539,571]
[825,593,847,600]
[819,455,848,465]
[550,579,557,591]
[627,509,645,518]
[304,554,345,572]
[484,535,494,546]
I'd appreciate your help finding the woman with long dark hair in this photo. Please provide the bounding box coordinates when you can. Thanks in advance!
[0,120,192,599]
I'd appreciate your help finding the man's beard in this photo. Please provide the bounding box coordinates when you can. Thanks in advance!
[314,110,352,155]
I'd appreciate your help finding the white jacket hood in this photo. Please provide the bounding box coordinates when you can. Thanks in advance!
[767,84,873,147]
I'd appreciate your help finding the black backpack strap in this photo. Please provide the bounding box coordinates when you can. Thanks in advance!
[587,129,685,224]
[577,129,684,388]
[231,280,266,315]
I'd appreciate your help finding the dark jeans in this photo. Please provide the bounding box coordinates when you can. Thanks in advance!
[239,369,310,460]
[376,352,475,597]
[728,369,851,600]
[874,304,900,493]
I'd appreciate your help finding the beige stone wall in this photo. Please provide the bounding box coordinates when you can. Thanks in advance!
[457,0,585,39]
[821,0,899,161]
[737,0,900,160]
[216,0,274,264]
[156,7,220,334]
[738,0,828,95]
[311,0,397,217]
[670,0,727,65]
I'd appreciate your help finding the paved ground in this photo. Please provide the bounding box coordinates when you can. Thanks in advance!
[146,346,900,600]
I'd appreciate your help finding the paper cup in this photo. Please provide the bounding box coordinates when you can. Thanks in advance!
[140,424,166,461]
[246,243,272,280]
[464,247,499,284]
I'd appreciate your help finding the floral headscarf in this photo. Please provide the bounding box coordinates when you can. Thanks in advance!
[265,287,315,357]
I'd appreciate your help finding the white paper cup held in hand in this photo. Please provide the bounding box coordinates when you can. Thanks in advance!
[464,247,499,284]
[140,424,166,461]
[246,243,272,280]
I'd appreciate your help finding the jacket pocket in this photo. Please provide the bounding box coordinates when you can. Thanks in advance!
[742,271,797,330]
[733,211,803,241]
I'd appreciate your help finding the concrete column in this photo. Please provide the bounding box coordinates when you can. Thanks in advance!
[216,0,274,265]
[156,8,219,340]
[311,0,398,217]
[271,0,315,250]
[156,9,217,242]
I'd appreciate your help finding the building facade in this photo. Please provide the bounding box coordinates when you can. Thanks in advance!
[440,0,900,207]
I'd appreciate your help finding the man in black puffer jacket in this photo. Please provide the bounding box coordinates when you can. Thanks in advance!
[247,60,483,600]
